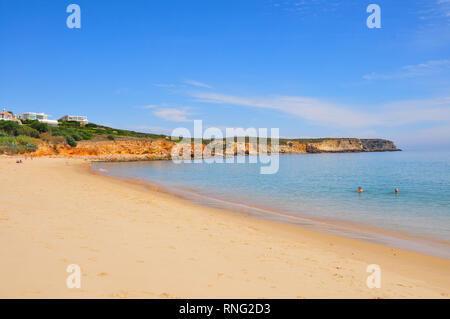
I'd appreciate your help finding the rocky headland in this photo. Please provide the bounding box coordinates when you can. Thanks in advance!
[30,137,400,162]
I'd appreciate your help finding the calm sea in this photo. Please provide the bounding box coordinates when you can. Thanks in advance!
[93,151,450,258]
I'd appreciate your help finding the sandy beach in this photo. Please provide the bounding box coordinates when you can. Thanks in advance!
[0,156,449,299]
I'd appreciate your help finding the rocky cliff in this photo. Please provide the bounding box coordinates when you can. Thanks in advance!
[33,139,175,160]
[33,138,400,160]
[360,139,400,152]
[285,138,400,153]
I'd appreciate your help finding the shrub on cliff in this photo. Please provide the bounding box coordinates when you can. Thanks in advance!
[14,126,40,138]
[60,120,81,127]
[0,135,38,154]
[29,120,49,133]
[80,131,93,140]
[107,134,115,141]
[14,135,39,146]
[50,126,92,142]
[0,121,39,138]
[0,120,21,135]
[71,131,82,141]
[65,135,77,147]
[0,136,15,145]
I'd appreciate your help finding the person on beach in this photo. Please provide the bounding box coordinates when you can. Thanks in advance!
[357,186,364,193]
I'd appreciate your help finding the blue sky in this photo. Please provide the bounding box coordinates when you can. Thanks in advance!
[1,0,449,149]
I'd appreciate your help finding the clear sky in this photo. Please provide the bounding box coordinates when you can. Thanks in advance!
[1,0,449,149]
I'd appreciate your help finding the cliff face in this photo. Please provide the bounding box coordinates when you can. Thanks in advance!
[33,138,399,160]
[279,141,307,154]
[34,139,175,160]
[288,138,400,153]
[304,139,363,153]
[360,139,400,152]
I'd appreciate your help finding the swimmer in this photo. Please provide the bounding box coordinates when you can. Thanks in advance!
[395,188,399,194]
[357,186,364,193]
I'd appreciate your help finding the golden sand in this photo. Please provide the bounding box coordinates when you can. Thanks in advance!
[0,156,448,298]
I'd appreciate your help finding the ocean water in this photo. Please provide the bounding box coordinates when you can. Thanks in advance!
[93,151,450,258]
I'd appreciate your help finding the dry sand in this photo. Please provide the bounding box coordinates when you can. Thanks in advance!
[0,156,449,298]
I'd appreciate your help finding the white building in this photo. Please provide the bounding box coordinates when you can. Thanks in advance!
[18,112,48,121]
[18,112,58,126]
[0,109,13,121]
[0,109,21,123]
[59,115,88,125]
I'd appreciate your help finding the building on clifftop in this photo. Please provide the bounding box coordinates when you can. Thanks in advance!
[0,109,22,124]
[18,112,58,126]
[59,115,88,125]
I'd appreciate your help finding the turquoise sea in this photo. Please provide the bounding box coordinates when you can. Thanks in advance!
[93,151,450,259]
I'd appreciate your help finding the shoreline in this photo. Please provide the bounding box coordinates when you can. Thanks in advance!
[92,161,450,260]
[1,156,449,298]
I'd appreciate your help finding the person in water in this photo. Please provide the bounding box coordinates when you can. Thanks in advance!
[395,188,399,194]
[357,186,364,193]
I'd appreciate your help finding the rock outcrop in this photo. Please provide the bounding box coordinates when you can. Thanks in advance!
[360,139,400,152]
[33,139,175,160]
[303,139,364,153]
[284,138,400,153]
[33,138,400,161]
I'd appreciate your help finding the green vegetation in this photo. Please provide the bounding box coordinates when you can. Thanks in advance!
[15,126,40,138]
[48,121,168,144]
[29,121,49,133]
[0,134,39,154]
[0,121,39,138]
[0,121,40,154]
[65,135,77,147]
[0,118,170,154]
[77,122,167,139]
